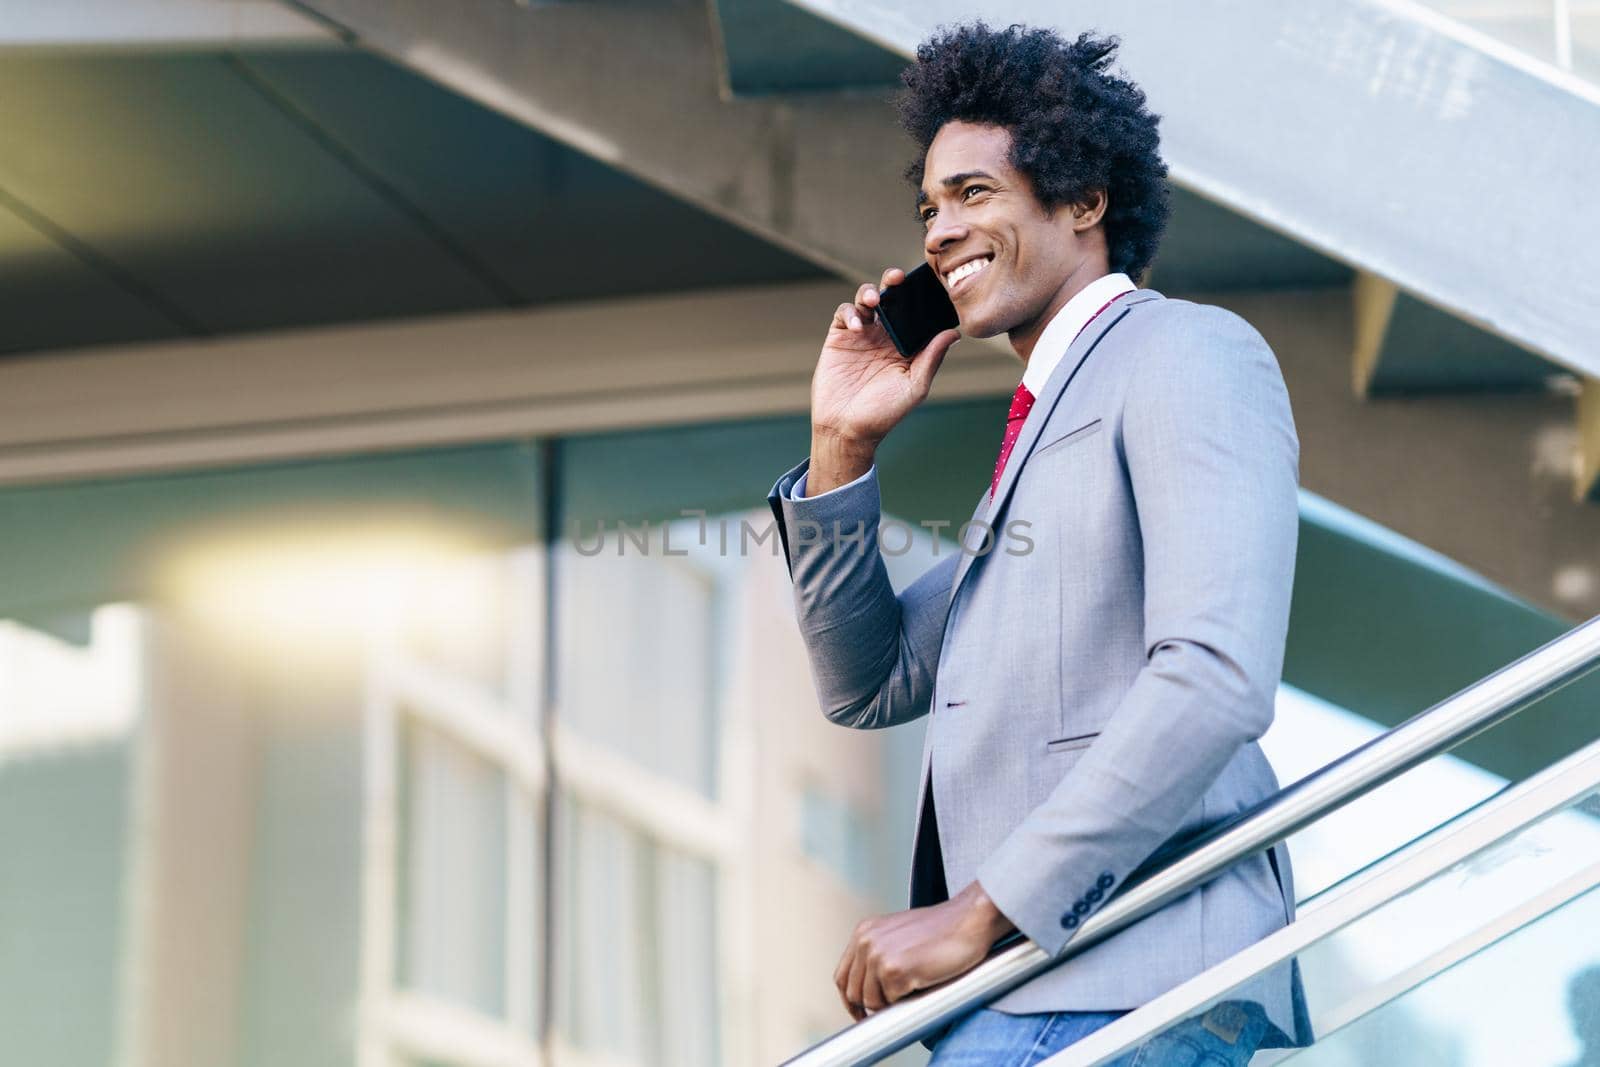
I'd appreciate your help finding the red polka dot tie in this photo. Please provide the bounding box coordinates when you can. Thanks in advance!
[986,291,1125,498]
[990,383,1035,496]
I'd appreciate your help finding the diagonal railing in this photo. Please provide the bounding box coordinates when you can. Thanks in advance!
[1051,711,1600,1064]
[779,615,1600,1066]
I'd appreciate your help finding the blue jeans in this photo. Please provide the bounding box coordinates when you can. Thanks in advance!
[928,1001,1269,1067]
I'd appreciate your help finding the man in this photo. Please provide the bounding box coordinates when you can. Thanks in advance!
[766,23,1310,1067]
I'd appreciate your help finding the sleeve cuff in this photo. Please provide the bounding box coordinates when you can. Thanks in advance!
[975,811,1126,958]
[765,458,883,582]
[791,463,875,501]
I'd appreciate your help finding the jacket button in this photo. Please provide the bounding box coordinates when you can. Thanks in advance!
[1061,913,1079,929]
[1072,900,1090,916]
[1086,888,1103,904]
[1097,872,1115,890]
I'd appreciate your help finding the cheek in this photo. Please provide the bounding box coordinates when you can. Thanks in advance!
[1006,247,1039,284]
[986,261,1028,306]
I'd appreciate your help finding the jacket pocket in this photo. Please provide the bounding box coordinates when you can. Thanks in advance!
[1045,731,1100,754]
[1032,418,1103,458]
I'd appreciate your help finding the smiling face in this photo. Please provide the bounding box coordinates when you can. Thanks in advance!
[917,121,1109,358]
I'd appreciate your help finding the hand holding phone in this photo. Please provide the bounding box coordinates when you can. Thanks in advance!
[807,267,962,494]
[876,263,961,358]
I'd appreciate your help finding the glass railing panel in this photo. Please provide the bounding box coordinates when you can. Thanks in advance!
[1261,687,1509,902]
[1059,783,1600,1065]
[1414,0,1600,80]
[1281,859,1600,1066]
[1575,3,1600,80]
[1288,794,1600,1047]
[1420,0,1565,64]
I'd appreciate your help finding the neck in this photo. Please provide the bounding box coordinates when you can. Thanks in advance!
[1009,255,1108,363]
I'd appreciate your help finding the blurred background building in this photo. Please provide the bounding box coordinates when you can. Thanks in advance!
[0,2,1598,1065]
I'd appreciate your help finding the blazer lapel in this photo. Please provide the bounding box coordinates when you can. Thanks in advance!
[948,289,1158,604]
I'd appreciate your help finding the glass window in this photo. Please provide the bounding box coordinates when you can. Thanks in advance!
[554,792,721,1067]
[0,606,142,758]
[0,609,138,1067]
[556,519,721,798]
[391,553,519,702]
[0,445,548,1067]
[800,783,877,897]
[396,715,510,1018]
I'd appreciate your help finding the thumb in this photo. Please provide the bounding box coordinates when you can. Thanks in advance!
[907,329,960,397]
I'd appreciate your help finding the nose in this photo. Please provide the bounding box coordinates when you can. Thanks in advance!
[924,214,968,258]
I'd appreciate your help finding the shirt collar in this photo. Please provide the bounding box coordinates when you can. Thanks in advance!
[1019,272,1137,398]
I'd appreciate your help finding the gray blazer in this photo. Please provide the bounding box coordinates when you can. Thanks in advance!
[766,289,1311,1046]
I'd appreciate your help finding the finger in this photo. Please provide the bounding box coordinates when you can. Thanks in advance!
[879,266,905,291]
[835,974,859,1023]
[845,943,869,1022]
[906,328,961,395]
[831,301,863,333]
[861,968,888,1014]
[854,282,880,320]
[834,939,863,1021]
[833,937,853,998]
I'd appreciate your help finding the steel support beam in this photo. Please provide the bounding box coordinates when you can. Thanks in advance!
[1228,286,1600,621]
[1580,378,1600,503]
[1352,271,1400,398]
[1352,271,1558,397]
[790,0,1600,381]
[1354,271,1588,498]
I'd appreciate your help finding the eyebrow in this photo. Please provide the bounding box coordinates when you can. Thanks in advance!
[915,170,999,206]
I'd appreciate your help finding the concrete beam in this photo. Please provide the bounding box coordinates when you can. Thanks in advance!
[0,0,336,51]
[791,0,1600,381]
[0,282,1017,486]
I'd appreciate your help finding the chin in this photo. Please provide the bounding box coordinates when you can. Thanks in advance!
[955,305,1007,339]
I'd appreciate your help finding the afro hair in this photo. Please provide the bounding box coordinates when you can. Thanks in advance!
[898,24,1170,281]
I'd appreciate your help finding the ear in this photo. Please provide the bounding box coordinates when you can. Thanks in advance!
[1070,188,1110,231]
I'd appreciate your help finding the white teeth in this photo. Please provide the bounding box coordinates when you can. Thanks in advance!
[945,257,993,287]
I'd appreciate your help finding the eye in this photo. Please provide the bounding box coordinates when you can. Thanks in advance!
[918,206,937,226]
[962,183,989,201]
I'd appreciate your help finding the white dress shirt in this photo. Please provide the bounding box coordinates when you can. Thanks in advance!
[1019,271,1136,399]
[793,271,1137,499]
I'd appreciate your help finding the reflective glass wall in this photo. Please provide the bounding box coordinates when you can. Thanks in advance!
[0,405,994,1067]
[0,445,551,1067]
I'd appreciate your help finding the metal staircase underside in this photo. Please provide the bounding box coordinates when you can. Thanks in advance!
[281,0,1600,620]
[283,0,1599,366]
[786,0,1600,375]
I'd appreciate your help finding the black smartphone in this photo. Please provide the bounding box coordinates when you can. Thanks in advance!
[876,263,959,357]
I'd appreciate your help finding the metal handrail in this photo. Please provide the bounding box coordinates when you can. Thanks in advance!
[1053,726,1600,1065]
[779,615,1600,1067]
